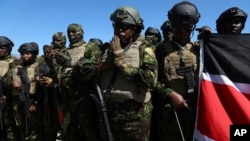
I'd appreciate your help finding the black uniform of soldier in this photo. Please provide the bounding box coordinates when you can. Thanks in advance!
[216,7,248,34]
[154,1,200,141]
[160,20,173,42]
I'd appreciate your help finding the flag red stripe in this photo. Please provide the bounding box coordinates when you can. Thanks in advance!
[197,79,250,141]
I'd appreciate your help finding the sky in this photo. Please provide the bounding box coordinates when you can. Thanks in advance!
[1,0,250,56]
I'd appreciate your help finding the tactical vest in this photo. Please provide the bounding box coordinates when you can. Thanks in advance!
[0,57,15,77]
[60,43,87,87]
[66,43,86,71]
[164,42,198,97]
[101,40,151,103]
[12,62,38,96]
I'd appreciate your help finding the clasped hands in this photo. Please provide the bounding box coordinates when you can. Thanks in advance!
[111,35,125,69]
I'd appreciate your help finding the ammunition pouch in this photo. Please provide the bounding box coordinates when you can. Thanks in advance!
[176,66,196,94]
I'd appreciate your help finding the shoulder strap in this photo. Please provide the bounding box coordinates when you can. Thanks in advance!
[155,41,172,82]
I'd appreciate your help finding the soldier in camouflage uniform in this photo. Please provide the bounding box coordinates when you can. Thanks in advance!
[34,32,67,141]
[89,38,104,53]
[154,1,201,141]
[6,43,45,141]
[99,6,158,141]
[47,32,68,72]
[144,27,162,46]
[0,36,20,141]
[55,23,102,141]
[49,32,67,140]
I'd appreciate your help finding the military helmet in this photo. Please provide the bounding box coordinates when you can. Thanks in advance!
[216,7,248,29]
[195,26,212,32]
[145,27,162,42]
[110,6,144,29]
[168,1,200,27]
[18,42,39,55]
[89,38,103,47]
[67,23,84,43]
[52,32,67,45]
[67,23,84,34]
[0,36,14,48]
[160,20,172,31]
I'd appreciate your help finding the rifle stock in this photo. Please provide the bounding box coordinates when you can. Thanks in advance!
[93,78,113,141]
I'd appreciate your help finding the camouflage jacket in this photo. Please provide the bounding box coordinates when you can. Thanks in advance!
[100,38,158,102]
[0,55,18,97]
[59,40,102,88]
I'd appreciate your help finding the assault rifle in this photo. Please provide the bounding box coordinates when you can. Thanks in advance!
[93,78,113,141]
[18,67,30,136]
[39,64,51,119]
[0,76,4,130]
[39,64,51,94]
[54,83,64,141]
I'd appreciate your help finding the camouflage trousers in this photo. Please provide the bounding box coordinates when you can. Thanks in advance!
[1,98,21,141]
[12,97,44,141]
[62,87,102,141]
[107,100,153,141]
[154,104,196,141]
[42,89,62,141]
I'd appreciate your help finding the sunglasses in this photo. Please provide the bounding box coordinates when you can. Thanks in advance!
[173,27,193,33]
[113,22,134,30]
[0,46,7,50]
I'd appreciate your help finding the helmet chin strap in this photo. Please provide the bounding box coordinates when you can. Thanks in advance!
[190,25,196,39]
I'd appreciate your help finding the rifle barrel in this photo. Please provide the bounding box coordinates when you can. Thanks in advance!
[93,78,113,141]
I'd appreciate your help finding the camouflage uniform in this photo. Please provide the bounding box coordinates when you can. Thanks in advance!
[0,56,20,141]
[36,56,62,141]
[6,43,44,141]
[0,36,21,141]
[57,23,102,141]
[37,32,67,141]
[100,6,158,141]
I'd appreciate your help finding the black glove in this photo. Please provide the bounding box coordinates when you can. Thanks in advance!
[198,29,212,40]
[55,52,71,67]
[77,57,93,75]
[72,57,96,82]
